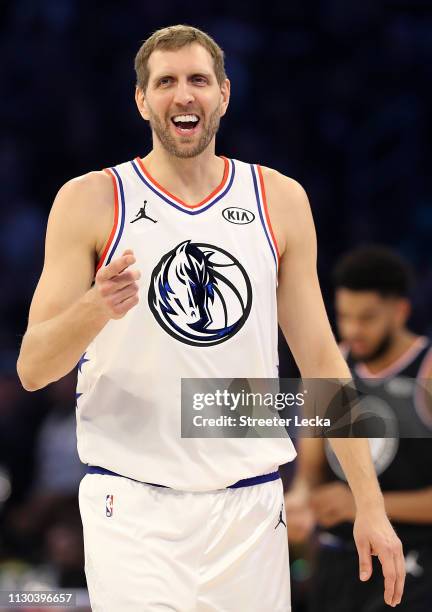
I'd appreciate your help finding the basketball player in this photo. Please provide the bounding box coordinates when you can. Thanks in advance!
[17,26,405,611]
[285,246,432,611]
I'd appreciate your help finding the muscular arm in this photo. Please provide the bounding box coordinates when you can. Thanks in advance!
[384,488,432,523]
[264,168,383,509]
[264,173,347,378]
[17,172,140,391]
[264,168,404,605]
[292,438,327,489]
[283,437,326,543]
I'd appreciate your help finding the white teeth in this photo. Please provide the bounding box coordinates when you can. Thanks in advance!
[172,114,199,123]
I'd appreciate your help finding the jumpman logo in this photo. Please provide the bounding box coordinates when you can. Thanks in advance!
[274,503,286,529]
[130,200,157,224]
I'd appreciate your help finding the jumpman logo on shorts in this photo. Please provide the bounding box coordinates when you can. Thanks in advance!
[130,200,157,224]
[275,503,286,529]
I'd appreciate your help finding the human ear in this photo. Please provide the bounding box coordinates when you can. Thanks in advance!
[135,86,150,120]
[219,78,230,117]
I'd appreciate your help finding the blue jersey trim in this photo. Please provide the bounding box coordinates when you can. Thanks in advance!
[228,471,280,488]
[106,166,126,266]
[250,164,278,271]
[130,159,236,215]
[86,465,280,490]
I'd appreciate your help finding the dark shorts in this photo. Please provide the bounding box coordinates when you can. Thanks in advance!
[308,542,432,612]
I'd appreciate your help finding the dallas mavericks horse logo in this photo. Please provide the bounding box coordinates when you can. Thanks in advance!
[148,241,252,346]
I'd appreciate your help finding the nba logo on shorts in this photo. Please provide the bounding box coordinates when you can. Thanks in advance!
[106,494,114,517]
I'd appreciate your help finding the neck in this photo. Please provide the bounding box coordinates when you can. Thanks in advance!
[142,138,224,199]
[362,329,419,374]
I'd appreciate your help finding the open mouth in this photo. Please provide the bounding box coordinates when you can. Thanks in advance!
[171,114,200,133]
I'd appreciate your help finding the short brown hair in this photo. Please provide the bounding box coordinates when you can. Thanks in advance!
[134,24,226,91]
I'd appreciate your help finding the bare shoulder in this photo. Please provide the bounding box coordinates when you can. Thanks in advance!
[260,166,314,256]
[260,166,307,203]
[50,170,114,256]
[54,169,113,216]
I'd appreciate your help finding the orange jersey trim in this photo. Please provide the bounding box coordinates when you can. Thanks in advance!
[257,165,280,262]
[135,156,229,209]
[96,168,119,272]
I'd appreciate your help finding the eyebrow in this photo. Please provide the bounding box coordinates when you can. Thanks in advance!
[190,72,213,78]
[152,71,213,83]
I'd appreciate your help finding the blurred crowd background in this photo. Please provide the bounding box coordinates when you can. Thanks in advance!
[1,0,431,610]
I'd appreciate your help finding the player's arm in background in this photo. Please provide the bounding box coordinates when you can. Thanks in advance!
[17,172,140,392]
[284,438,326,544]
[262,167,405,607]
[287,444,432,538]
[283,437,325,543]
[286,351,432,532]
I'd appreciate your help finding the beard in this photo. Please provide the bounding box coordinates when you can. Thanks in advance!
[351,331,394,364]
[147,105,221,159]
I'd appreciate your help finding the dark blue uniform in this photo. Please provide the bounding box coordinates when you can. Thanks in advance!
[309,339,432,612]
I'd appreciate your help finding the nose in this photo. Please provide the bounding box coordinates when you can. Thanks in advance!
[173,80,195,106]
[343,321,364,340]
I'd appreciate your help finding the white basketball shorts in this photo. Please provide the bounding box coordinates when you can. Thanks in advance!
[79,471,291,611]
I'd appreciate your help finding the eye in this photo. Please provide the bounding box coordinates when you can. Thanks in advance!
[192,75,208,85]
[158,77,173,87]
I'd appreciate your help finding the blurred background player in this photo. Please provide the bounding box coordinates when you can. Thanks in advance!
[285,245,432,611]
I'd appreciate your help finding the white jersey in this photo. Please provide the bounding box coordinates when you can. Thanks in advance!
[76,156,296,491]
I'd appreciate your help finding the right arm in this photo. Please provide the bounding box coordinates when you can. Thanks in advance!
[284,438,326,542]
[17,172,140,391]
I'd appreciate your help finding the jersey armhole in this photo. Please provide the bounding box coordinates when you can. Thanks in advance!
[250,164,280,276]
[257,165,281,262]
[95,168,120,272]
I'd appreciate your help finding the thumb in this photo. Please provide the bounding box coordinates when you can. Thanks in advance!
[357,540,372,581]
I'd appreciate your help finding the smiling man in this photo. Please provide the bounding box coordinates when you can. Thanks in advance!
[17,26,405,611]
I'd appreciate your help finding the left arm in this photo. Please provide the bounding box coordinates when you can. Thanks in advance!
[384,488,432,522]
[262,167,405,607]
[311,482,432,525]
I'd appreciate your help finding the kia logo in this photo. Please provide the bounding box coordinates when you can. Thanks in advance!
[222,207,255,225]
